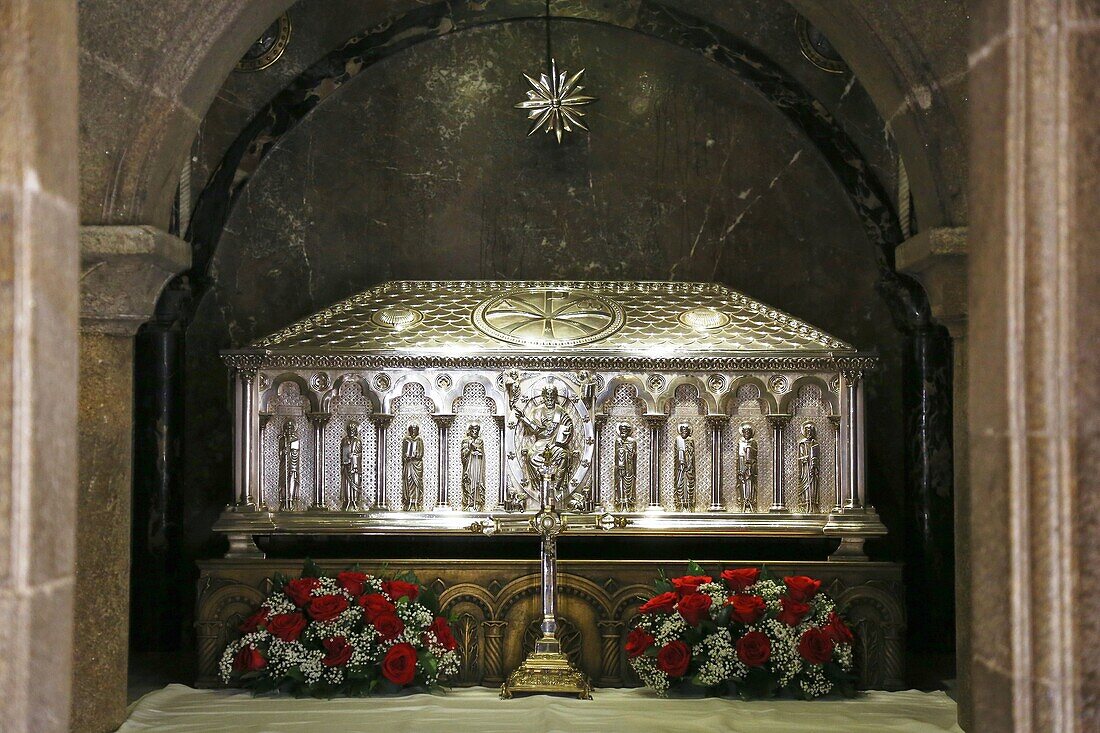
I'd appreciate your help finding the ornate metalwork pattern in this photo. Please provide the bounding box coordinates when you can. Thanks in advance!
[472,287,624,348]
[782,384,837,512]
[514,59,597,143]
[724,384,773,512]
[448,383,501,511]
[236,14,291,72]
[322,381,376,509]
[248,281,855,355]
[660,385,711,512]
[217,281,885,558]
[522,617,584,669]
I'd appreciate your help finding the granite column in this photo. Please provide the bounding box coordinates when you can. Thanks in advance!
[74,226,189,732]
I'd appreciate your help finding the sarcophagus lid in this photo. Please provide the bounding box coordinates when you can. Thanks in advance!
[228,280,859,370]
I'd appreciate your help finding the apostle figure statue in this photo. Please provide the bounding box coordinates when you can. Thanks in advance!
[797,421,821,512]
[278,419,301,511]
[614,423,638,511]
[514,383,575,497]
[340,420,363,511]
[461,423,486,511]
[674,423,696,511]
[402,424,424,511]
[737,423,759,512]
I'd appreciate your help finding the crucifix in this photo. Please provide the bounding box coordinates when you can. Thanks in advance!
[470,376,626,699]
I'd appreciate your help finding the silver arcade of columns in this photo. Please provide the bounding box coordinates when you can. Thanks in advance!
[214,281,887,560]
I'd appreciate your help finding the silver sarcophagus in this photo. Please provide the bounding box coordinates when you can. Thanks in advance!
[215,281,885,558]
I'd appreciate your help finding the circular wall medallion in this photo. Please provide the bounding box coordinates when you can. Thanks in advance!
[236,14,292,72]
[472,288,625,347]
[678,307,731,331]
[370,306,423,331]
[796,16,847,75]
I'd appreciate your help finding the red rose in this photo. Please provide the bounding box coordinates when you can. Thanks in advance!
[266,612,308,642]
[656,640,691,677]
[639,591,679,615]
[374,612,405,641]
[337,571,370,597]
[784,576,822,603]
[798,627,835,665]
[359,593,396,622]
[677,592,713,626]
[825,611,854,644]
[727,594,767,625]
[322,636,354,667]
[284,577,321,607]
[670,575,712,596]
[239,608,268,633]
[307,594,349,622]
[431,617,457,651]
[720,568,760,593]
[625,628,655,659]
[382,579,420,602]
[778,597,811,626]
[736,631,771,667]
[232,646,266,672]
[381,642,418,686]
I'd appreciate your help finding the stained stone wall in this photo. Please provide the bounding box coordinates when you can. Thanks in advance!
[0,1,80,731]
[183,18,910,570]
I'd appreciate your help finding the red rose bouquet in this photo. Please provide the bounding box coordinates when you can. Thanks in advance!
[220,561,460,696]
[628,562,856,699]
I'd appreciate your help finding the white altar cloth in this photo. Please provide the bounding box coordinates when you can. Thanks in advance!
[118,685,962,733]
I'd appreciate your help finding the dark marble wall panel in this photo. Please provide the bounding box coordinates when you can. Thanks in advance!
[183,20,909,572]
[192,0,900,226]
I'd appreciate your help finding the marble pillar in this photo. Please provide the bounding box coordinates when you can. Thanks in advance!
[0,2,80,731]
[969,1,1100,729]
[74,226,189,732]
[897,226,969,726]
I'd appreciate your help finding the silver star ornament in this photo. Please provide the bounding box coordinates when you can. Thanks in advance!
[514,58,597,143]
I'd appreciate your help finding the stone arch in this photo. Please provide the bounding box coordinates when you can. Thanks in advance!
[80,0,297,227]
[785,0,967,229]
[181,1,935,335]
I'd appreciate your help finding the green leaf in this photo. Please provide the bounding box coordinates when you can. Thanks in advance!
[687,559,707,577]
[715,605,732,627]
[419,587,441,615]
[300,558,324,579]
[654,569,673,594]
[271,572,289,593]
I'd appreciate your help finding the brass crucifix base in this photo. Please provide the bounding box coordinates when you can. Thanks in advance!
[500,635,592,700]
